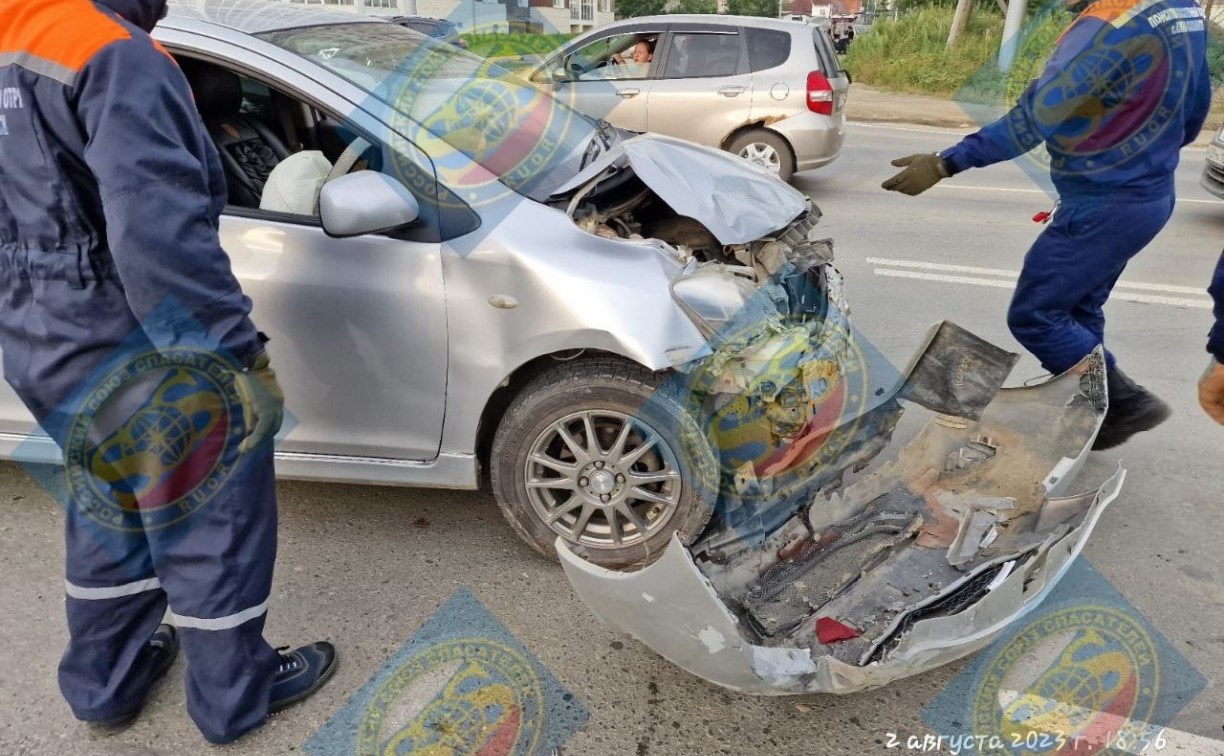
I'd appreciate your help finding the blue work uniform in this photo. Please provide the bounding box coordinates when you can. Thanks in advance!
[0,0,279,743]
[1210,252,1224,362]
[940,0,1212,374]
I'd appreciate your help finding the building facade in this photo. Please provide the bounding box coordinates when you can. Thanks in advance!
[277,0,614,34]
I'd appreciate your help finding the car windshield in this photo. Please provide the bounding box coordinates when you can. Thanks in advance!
[258,23,598,198]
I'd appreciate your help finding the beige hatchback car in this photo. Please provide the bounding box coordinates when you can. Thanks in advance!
[531,15,850,182]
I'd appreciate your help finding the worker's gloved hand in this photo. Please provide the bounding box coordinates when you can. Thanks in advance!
[234,351,285,453]
[1199,358,1224,425]
[882,153,950,196]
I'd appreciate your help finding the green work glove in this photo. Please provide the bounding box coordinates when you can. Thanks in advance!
[882,153,950,196]
[234,350,285,453]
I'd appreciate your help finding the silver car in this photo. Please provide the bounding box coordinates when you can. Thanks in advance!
[1201,124,1224,199]
[531,15,851,181]
[4,1,1124,698]
[0,0,831,571]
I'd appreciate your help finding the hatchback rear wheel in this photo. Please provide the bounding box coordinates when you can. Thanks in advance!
[490,358,717,570]
[729,129,796,182]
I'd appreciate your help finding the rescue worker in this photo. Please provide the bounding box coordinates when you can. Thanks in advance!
[1201,251,1224,424]
[0,0,335,744]
[882,0,1212,449]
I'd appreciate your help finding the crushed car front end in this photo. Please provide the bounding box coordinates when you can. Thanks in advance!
[552,135,1124,694]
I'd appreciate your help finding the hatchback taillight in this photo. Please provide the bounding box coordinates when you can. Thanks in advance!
[807,71,834,116]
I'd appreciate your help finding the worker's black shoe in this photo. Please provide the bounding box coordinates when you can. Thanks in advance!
[1093,366,1171,450]
[269,641,338,714]
[88,624,179,735]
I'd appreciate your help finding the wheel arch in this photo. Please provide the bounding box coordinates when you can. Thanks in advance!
[474,349,654,485]
[720,121,795,160]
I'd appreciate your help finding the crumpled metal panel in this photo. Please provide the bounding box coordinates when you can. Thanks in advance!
[557,468,1124,695]
[558,337,1125,695]
[552,134,809,245]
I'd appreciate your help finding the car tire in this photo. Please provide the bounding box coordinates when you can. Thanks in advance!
[728,129,796,182]
[490,357,717,570]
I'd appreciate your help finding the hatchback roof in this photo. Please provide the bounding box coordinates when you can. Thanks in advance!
[622,14,813,32]
[164,0,384,35]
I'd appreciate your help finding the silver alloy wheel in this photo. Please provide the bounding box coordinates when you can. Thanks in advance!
[524,409,682,549]
[738,142,782,174]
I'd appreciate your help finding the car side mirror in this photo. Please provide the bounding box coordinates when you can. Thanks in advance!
[319,171,420,238]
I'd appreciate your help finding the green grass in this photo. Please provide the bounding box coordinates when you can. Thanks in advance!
[843,5,1069,99]
[461,32,574,59]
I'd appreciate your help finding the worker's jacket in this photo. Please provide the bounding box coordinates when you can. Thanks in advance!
[1210,253,1224,361]
[0,0,261,366]
[941,0,1213,201]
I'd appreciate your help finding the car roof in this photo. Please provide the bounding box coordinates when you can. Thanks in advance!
[163,0,385,35]
[391,15,451,24]
[621,14,812,32]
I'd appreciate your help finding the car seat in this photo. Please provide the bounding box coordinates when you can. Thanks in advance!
[180,59,291,207]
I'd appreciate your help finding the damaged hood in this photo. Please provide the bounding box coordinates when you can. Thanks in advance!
[556,134,808,245]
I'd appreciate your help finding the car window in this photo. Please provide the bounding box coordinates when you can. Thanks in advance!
[177,54,469,241]
[745,28,790,73]
[811,27,838,75]
[566,33,659,82]
[663,32,743,79]
[402,20,434,35]
[259,23,597,201]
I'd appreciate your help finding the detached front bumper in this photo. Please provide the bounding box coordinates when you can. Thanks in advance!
[558,325,1121,695]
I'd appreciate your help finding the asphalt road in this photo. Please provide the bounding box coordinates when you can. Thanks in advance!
[1,123,1222,756]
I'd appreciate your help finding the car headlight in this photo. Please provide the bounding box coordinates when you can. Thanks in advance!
[670,265,759,340]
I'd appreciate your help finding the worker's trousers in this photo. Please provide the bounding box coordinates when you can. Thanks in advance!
[1007,193,1176,375]
[0,246,280,744]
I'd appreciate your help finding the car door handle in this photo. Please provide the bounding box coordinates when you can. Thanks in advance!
[616,88,640,98]
[718,86,744,97]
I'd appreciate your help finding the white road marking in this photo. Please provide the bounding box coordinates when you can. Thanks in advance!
[996,689,1224,755]
[847,121,1211,151]
[869,259,1213,310]
[849,120,973,136]
[867,257,1209,296]
[934,184,1219,205]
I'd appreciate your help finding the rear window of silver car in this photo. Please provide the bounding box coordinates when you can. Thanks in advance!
[745,28,790,72]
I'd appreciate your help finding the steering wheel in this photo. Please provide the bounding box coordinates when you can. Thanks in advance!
[325,135,372,183]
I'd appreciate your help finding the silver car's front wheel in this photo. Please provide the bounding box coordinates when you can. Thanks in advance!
[524,409,680,549]
[490,358,717,569]
[728,129,796,182]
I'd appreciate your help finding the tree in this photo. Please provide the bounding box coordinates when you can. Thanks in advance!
[673,0,718,12]
[617,0,668,17]
[725,0,780,17]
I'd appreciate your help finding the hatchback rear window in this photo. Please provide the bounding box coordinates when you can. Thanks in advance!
[663,32,743,79]
[811,28,838,74]
[745,28,790,72]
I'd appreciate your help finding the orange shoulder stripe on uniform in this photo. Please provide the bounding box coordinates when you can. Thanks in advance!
[0,0,131,78]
